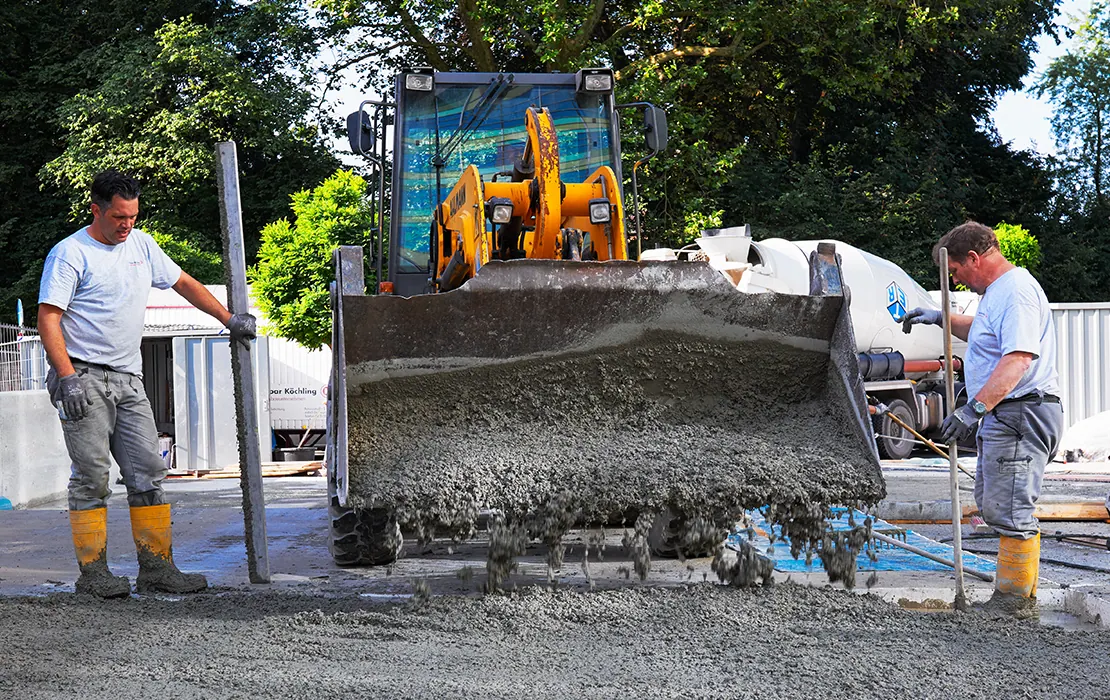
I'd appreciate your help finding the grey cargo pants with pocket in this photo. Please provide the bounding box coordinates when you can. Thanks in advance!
[974,398,1064,540]
[47,362,167,511]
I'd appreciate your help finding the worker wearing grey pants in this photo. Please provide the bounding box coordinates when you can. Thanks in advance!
[38,170,256,599]
[46,362,169,511]
[901,220,1062,616]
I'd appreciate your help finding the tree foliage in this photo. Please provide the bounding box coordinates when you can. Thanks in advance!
[0,0,336,323]
[1037,2,1110,210]
[994,222,1042,272]
[250,170,376,349]
[41,13,338,263]
[1032,2,1110,301]
[317,0,1062,292]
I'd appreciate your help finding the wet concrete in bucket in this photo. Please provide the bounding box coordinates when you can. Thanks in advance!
[346,334,884,584]
[3,584,1108,699]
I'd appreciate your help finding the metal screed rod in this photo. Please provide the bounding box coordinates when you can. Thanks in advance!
[938,246,968,611]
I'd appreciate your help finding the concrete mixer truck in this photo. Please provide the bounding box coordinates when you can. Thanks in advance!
[642,228,966,460]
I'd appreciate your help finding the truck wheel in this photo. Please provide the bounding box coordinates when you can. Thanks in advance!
[327,468,401,567]
[648,508,723,559]
[875,398,916,460]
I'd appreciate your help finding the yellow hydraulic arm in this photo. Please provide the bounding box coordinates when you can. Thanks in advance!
[433,107,627,291]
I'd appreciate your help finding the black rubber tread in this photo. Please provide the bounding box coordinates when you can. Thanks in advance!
[874,398,916,460]
[327,470,401,567]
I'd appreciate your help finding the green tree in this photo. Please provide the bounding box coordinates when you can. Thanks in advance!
[317,0,1059,292]
[145,221,225,284]
[42,15,338,261]
[994,221,1042,272]
[0,0,336,322]
[1036,2,1110,210]
[250,170,376,349]
[0,0,232,321]
[1033,3,1110,301]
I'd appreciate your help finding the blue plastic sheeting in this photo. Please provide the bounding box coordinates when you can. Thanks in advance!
[728,507,996,574]
[0,498,12,511]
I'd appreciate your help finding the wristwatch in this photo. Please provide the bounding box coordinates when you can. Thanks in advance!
[969,398,988,417]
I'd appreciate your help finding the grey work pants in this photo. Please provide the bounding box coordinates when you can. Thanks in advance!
[46,363,167,511]
[974,398,1064,539]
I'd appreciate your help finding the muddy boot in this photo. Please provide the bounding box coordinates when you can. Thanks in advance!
[70,508,131,599]
[977,533,1040,620]
[977,591,1039,620]
[130,504,207,594]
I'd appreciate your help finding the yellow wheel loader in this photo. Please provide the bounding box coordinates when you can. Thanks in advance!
[327,68,883,568]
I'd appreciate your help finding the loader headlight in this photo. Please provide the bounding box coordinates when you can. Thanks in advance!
[404,71,434,92]
[575,68,614,94]
[588,198,611,224]
[486,197,514,224]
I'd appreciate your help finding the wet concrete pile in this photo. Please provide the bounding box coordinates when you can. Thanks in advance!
[3,585,1109,698]
[346,333,883,588]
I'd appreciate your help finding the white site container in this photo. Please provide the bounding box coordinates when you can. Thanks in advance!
[170,334,333,470]
[172,335,271,472]
[267,337,330,431]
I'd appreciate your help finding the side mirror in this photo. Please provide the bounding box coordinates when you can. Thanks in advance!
[644,106,668,153]
[346,110,375,155]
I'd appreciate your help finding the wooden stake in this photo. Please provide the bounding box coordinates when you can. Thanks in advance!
[215,141,270,584]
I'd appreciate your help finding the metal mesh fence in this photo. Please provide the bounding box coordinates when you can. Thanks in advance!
[0,324,48,392]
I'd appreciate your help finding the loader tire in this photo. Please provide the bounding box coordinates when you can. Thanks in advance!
[327,469,401,567]
[874,398,916,461]
[648,509,724,559]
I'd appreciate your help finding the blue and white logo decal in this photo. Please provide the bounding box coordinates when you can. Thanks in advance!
[886,281,907,321]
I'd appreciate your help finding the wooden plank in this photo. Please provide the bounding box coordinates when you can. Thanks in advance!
[1033,502,1110,521]
[197,464,322,480]
[888,501,1110,524]
[216,141,270,584]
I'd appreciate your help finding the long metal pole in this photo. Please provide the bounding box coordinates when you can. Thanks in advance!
[215,141,270,584]
[872,532,994,582]
[377,105,387,291]
[938,247,968,610]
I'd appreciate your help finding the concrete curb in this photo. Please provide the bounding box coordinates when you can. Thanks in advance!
[864,585,1110,628]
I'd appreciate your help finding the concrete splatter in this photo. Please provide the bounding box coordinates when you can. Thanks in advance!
[2,585,1107,699]
[346,335,884,587]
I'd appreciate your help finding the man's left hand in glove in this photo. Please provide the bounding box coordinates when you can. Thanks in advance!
[226,313,257,348]
[940,402,979,443]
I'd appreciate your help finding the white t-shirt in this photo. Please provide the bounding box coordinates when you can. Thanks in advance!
[964,267,1058,401]
[38,227,182,375]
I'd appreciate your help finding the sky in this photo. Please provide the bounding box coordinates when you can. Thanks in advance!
[330,1,1092,158]
[991,0,1090,155]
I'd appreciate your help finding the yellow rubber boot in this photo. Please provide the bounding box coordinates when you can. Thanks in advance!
[980,533,1040,619]
[69,508,131,598]
[130,504,207,594]
[997,533,1040,597]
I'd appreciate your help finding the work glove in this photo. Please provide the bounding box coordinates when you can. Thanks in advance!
[226,313,257,349]
[940,403,979,444]
[898,307,943,334]
[57,373,92,421]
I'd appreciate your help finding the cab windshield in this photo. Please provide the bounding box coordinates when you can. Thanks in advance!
[394,80,617,272]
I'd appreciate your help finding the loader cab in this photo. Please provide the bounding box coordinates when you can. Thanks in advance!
[351,69,628,296]
[391,70,624,296]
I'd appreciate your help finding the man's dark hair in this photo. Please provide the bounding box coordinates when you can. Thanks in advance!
[90,170,141,211]
[933,221,999,265]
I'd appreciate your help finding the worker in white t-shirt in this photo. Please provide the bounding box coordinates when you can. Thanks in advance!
[901,221,1063,618]
[38,170,256,598]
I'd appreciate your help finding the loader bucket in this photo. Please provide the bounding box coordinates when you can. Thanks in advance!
[327,245,883,539]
